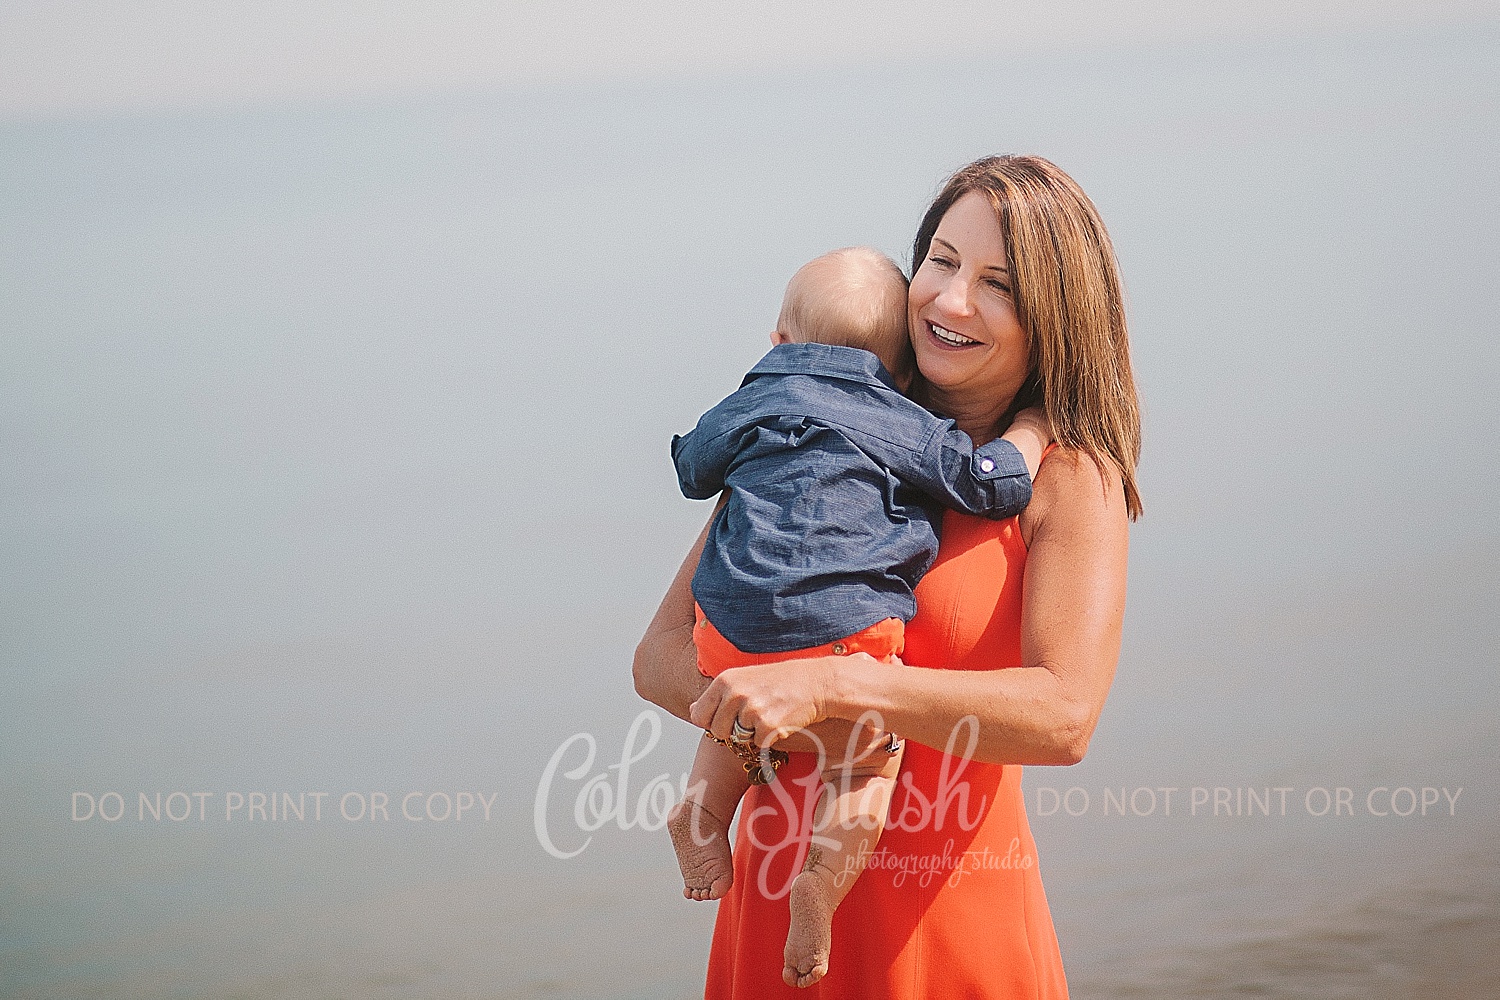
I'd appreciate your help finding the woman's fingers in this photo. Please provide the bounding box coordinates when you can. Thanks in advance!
[690,675,746,742]
[688,680,731,734]
[688,661,831,747]
[687,685,713,730]
[710,692,744,742]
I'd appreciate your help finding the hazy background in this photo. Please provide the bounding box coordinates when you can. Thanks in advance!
[3,2,1498,997]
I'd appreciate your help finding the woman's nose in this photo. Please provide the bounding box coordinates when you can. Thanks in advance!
[935,275,973,316]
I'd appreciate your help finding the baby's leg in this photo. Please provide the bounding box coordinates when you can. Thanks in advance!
[783,738,905,988]
[667,736,751,901]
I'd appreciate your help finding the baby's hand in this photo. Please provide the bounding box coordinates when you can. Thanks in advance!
[1009,406,1052,439]
[1001,406,1054,480]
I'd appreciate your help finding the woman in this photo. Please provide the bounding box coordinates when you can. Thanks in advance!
[635,155,1141,998]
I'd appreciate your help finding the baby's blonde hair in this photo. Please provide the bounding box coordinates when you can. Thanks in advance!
[777,247,913,385]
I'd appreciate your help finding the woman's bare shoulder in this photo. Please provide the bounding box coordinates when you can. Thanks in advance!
[1019,446,1128,549]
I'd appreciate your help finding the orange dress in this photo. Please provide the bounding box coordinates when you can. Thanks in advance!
[703,503,1070,999]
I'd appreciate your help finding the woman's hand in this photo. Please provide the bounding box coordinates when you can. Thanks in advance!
[689,656,835,747]
[689,654,861,747]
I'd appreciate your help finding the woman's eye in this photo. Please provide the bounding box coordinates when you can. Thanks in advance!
[929,254,955,268]
[987,279,1011,295]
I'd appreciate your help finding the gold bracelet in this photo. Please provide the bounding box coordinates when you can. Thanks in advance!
[704,731,790,785]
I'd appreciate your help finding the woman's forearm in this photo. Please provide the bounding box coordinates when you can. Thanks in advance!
[690,649,1097,767]
[825,658,1093,766]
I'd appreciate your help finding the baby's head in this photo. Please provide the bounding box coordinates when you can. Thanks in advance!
[772,247,914,389]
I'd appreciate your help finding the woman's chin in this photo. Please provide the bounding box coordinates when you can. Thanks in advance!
[913,352,975,392]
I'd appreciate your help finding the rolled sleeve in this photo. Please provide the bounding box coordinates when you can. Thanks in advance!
[671,430,726,500]
[972,438,1030,481]
[921,433,1033,519]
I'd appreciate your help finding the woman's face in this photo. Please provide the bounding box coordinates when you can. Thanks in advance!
[908,190,1030,405]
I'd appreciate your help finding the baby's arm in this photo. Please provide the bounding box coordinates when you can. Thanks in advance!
[895,406,1053,521]
[998,406,1052,481]
[671,426,731,501]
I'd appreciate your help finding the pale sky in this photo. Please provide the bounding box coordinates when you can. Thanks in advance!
[3,0,1498,119]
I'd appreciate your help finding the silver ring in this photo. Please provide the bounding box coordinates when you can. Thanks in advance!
[884,732,903,755]
[731,717,756,743]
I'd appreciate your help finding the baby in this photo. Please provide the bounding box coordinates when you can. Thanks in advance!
[667,247,1050,988]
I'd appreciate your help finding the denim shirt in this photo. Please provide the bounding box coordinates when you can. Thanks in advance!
[671,342,1032,653]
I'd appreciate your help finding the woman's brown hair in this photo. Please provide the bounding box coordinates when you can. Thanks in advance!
[913,155,1143,519]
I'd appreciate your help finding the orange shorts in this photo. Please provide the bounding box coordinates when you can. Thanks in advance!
[693,602,905,678]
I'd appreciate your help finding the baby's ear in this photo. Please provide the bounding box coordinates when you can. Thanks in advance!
[770,329,792,346]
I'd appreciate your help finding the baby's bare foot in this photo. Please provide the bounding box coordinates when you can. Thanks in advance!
[783,870,835,988]
[667,800,733,901]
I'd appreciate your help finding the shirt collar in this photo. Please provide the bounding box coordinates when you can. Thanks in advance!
[743,342,900,391]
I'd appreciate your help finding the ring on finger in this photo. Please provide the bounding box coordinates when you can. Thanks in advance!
[731,717,756,744]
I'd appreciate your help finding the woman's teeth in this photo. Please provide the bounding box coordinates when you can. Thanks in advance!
[931,324,980,347]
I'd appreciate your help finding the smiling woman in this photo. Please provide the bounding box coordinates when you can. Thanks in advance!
[635,154,1140,996]
[908,190,1033,430]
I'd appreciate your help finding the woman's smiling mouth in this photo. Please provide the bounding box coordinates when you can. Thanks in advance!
[928,322,982,347]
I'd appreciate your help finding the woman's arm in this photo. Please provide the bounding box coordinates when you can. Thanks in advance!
[689,448,1129,766]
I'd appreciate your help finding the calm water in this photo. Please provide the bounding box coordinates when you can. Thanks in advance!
[3,22,1498,998]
